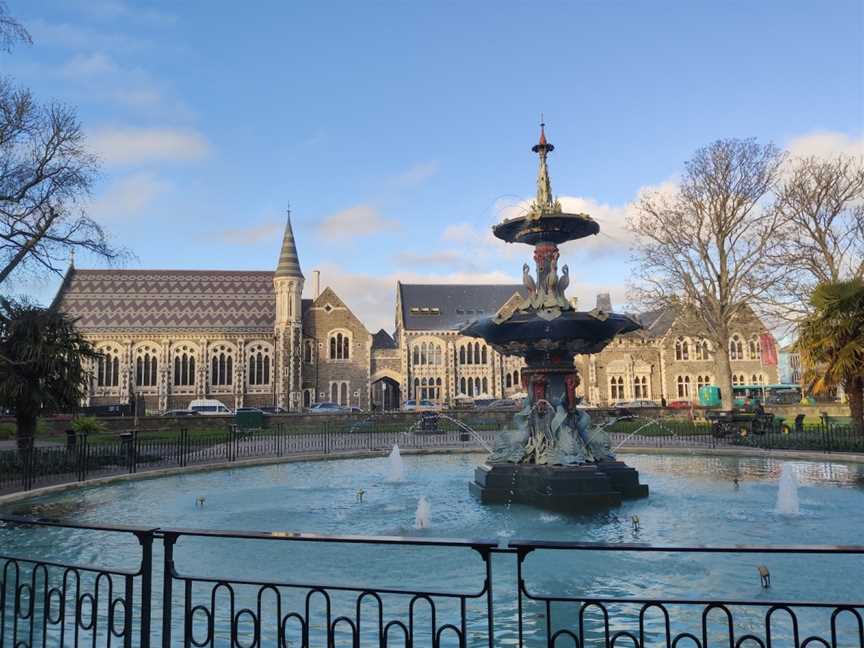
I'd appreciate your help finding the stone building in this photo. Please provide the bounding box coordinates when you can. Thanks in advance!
[54,214,778,413]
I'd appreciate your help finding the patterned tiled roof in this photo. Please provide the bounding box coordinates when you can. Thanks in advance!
[54,269,276,330]
[399,283,527,331]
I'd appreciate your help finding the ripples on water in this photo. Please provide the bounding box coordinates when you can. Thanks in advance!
[2,452,863,646]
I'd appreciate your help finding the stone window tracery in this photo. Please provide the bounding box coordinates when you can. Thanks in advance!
[328,331,350,361]
[210,344,235,388]
[696,375,712,391]
[247,343,272,386]
[633,375,648,399]
[732,374,746,386]
[303,340,314,364]
[609,376,625,401]
[97,346,121,387]
[694,339,711,360]
[676,375,691,399]
[674,337,690,361]
[134,344,159,387]
[729,334,744,361]
[748,336,761,361]
[172,345,196,387]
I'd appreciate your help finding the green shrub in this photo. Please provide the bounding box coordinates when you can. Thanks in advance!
[71,416,107,435]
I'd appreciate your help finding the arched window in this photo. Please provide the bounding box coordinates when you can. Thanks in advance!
[633,376,648,399]
[694,339,711,360]
[413,345,420,365]
[248,344,272,386]
[506,374,512,388]
[459,346,466,365]
[434,346,442,365]
[435,377,442,400]
[171,346,196,387]
[482,377,488,394]
[676,375,691,399]
[732,374,745,386]
[209,345,234,388]
[331,382,339,402]
[303,340,314,364]
[481,346,488,365]
[460,377,466,395]
[729,335,744,361]
[748,337,761,361]
[513,370,519,387]
[329,331,350,361]
[696,375,712,391]
[134,346,158,387]
[675,337,690,361]
[610,376,625,401]
[751,373,765,385]
[303,390,312,408]
[340,382,348,405]
[474,343,481,365]
[97,347,121,387]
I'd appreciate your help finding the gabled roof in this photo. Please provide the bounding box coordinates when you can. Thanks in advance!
[54,269,276,330]
[371,329,397,349]
[399,283,527,331]
[636,306,679,338]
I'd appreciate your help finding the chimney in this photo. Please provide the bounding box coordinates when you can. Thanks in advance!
[596,293,612,312]
[313,270,320,298]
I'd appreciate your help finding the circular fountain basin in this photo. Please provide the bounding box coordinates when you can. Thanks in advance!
[2,452,863,642]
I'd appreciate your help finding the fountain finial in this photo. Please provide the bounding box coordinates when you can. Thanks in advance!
[530,118,561,217]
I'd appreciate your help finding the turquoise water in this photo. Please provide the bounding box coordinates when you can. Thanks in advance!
[2,452,863,646]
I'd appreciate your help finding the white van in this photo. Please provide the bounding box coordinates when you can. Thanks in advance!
[188,399,232,415]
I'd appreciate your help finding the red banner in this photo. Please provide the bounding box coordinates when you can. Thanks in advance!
[760,333,778,366]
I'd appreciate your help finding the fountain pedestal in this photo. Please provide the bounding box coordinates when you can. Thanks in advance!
[470,462,647,512]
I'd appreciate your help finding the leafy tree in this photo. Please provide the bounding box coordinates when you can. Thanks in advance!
[795,280,864,433]
[628,139,785,409]
[0,299,98,449]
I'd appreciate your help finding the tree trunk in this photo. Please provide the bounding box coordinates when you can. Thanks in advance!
[846,376,864,435]
[15,412,37,451]
[715,337,734,411]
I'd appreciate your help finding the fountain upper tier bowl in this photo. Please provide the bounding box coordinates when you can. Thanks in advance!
[460,309,642,361]
[493,211,599,245]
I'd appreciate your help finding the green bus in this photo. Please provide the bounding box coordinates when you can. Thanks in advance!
[698,384,802,408]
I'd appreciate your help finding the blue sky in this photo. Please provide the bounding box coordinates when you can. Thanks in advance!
[5,0,863,331]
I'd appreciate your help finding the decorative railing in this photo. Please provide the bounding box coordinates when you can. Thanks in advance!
[0,517,861,647]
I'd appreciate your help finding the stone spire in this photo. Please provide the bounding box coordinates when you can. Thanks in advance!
[530,119,562,218]
[275,209,303,279]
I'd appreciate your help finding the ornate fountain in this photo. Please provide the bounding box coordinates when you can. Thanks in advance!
[464,123,649,511]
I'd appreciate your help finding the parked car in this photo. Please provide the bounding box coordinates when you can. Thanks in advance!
[484,399,521,411]
[188,399,232,415]
[451,396,475,410]
[163,409,200,417]
[308,402,345,414]
[346,406,364,413]
[667,400,692,409]
[235,407,267,415]
[260,406,288,414]
[402,399,438,412]
[616,400,659,409]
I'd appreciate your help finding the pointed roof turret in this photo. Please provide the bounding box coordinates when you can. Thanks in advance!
[275,209,304,279]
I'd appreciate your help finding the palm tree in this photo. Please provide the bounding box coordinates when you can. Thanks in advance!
[795,280,864,433]
[0,299,98,450]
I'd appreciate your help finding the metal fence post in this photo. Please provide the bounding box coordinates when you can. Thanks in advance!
[136,529,154,648]
[161,532,178,648]
[77,431,89,482]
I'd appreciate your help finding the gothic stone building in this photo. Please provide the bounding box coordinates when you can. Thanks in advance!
[54,216,778,413]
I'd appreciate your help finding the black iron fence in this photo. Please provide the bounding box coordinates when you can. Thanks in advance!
[0,516,862,647]
[2,414,863,497]
[0,421,500,496]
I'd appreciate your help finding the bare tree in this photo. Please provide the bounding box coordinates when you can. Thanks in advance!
[0,1,31,53]
[628,139,785,409]
[0,6,121,285]
[767,155,864,324]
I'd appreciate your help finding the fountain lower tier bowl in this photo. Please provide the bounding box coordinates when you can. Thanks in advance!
[461,310,642,360]
[470,462,649,512]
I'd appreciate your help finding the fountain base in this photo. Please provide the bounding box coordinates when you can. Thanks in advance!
[470,461,648,512]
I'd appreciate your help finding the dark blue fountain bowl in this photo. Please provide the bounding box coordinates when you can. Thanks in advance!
[460,310,641,361]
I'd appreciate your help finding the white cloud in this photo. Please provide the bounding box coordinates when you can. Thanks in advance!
[391,161,439,187]
[89,126,211,166]
[27,19,149,51]
[60,52,119,79]
[213,223,283,246]
[317,205,399,240]
[786,132,864,160]
[89,172,169,220]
